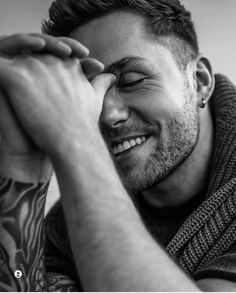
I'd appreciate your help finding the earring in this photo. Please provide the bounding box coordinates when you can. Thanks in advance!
[200,98,206,108]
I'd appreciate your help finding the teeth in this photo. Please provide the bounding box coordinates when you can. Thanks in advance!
[130,139,136,147]
[123,141,131,150]
[118,144,123,153]
[112,135,148,155]
[135,137,142,144]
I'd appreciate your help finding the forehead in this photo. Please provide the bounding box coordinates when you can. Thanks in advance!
[69,11,175,69]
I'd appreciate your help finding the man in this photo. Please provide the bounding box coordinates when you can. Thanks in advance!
[0,0,236,291]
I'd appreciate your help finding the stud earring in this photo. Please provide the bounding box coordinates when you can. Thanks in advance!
[200,99,206,108]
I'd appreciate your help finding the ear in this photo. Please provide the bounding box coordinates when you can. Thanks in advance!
[193,55,215,108]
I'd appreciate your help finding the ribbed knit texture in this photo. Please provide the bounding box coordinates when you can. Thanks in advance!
[166,74,236,275]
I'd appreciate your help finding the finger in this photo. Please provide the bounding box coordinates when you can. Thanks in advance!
[0,33,72,59]
[0,33,89,60]
[91,73,117,100]
[29,33,73,58]
[80,58,104,80]
[0,34,46,57]
[30,34,89,59]
[57,37,89,58]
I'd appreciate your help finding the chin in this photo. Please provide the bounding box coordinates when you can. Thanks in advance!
[117,129,199,197]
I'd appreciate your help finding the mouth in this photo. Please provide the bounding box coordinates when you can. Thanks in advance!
[110,134,151,157]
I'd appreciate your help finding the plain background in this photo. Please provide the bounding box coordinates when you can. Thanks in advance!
[0,0,235,212]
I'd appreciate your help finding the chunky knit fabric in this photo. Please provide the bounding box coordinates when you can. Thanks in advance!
[166,74,236,275]
[45,74,236,284]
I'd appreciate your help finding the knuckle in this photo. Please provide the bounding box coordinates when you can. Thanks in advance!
[65,58,81,71]
[41,54,61,64]
[12,56,37,78]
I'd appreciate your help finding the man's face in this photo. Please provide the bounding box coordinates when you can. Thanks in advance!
[71,11,199,195]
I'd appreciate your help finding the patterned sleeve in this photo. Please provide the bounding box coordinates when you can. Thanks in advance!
[44,201,84,291]
[193,243,236,282]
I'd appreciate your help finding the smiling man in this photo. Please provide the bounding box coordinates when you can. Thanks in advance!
[0,0,236,291]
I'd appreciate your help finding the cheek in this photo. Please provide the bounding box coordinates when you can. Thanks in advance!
[121,88,180,121]
[161,76,186,109]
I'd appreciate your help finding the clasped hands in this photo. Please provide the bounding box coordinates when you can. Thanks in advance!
[0,33,116,157]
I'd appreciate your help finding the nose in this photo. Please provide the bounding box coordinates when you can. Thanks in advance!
[99,91,129,129]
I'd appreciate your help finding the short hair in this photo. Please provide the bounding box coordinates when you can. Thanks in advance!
[42,0,199,69]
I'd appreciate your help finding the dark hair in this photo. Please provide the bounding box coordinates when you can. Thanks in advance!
[42,0,199,69]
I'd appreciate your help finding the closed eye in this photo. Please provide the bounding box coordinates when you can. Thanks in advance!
[118,72,146,88]
[119,78,146,88]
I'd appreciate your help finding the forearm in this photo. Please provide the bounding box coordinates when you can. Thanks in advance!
[0,152,52,291]
[52,137,200,291]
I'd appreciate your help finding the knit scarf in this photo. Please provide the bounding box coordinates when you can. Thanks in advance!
[166,74,236,275]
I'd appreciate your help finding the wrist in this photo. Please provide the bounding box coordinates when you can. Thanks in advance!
[0,151,53,183]
[49,125,105,164]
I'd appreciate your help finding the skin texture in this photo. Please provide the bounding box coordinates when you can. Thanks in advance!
[0,34,107,291]
[70,11,214,207]
[0,10,234,292]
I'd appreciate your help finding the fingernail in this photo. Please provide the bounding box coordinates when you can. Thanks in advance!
[73,45,90,57]
[79,45,89,56]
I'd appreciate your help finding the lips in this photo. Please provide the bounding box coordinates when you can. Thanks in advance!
[111,135,149,155]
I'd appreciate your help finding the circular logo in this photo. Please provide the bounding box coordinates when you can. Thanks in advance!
[14,270,22,279]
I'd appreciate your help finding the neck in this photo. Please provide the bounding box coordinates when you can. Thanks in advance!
[142,103,214,208]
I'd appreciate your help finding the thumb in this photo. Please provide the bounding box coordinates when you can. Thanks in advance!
[91,73,116,100]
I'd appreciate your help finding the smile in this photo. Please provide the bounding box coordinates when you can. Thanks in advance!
[112,136,148,155]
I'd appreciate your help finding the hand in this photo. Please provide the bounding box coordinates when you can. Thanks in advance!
[0,86,37,155]
[0,33,104,78]
[0,54,116,157]
[0,34,105,156]
[0,33,89,59]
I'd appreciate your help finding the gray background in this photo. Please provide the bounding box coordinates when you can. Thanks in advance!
[0,0,235,212]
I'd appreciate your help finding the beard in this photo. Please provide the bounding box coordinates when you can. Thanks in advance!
[110,82,200,195]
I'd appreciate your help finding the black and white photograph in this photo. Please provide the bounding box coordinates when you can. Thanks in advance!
[0,0,236,291]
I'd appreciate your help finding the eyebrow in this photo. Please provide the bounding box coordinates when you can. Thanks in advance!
[104,56,148,74]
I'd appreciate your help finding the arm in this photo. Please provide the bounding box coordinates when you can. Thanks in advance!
[0,174,49,291]
[51,130,199,292]
[0,50,198,291]
[1,41,235,291]
[0,33,99,291]
[0,172,80,292]
[0,68,51,290]
[53,134,236,292]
